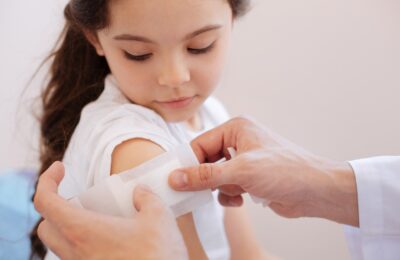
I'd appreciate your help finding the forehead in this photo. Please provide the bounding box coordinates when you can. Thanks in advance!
[106,0,232,37]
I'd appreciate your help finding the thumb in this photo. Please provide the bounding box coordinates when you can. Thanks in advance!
[41,161,65,189]
[169,159,238,191]
[133,185,169,216]
[34,161,65,216]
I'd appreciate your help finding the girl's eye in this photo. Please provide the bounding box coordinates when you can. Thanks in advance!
[188,42,215,55]
[124,51,152,62]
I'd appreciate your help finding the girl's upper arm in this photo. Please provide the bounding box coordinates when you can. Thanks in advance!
[111,138,209,259]
[111,138,166,175]
[224,207,274,260]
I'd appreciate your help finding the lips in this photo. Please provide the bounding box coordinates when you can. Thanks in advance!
[157,96,195,109]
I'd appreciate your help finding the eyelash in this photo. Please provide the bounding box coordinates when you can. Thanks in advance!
[123,42,215,62]
[188,42,215,55]
[123,52,153,61]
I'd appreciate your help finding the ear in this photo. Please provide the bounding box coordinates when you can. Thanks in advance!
[84,31,105,56]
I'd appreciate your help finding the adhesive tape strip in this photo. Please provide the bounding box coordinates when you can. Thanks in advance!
[72,144,213,218]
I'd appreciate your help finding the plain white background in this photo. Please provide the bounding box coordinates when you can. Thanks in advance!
[1,0,399,259]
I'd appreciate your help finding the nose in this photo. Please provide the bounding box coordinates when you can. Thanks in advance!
[158,57,190,88]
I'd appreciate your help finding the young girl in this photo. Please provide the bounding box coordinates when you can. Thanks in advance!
[31,0,267,259]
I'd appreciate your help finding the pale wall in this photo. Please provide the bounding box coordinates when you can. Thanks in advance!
[1,0,399,259]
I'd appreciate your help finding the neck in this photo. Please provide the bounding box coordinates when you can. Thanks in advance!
[185,113,203,132]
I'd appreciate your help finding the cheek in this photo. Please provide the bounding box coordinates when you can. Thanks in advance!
[119,74,155,104]
[102,50,154,101]
[192,45,228,95]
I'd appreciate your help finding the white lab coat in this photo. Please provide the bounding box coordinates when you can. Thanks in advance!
[345,156,400,260]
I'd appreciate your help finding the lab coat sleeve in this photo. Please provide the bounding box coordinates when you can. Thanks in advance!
[344,156,400,260]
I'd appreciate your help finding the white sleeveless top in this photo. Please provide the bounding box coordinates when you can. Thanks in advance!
[46,75,230,260]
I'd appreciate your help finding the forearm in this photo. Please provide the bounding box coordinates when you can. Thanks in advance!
[306,159,359,227]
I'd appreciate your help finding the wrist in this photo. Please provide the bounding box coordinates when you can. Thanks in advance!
[307,159,359,226]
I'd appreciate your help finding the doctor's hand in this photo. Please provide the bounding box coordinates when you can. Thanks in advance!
[169,117,359,227]
[35,162,187,260]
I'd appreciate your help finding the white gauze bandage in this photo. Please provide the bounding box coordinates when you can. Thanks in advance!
[68,144,213,217]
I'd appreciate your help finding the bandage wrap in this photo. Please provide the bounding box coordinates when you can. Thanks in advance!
[69,144,213,217]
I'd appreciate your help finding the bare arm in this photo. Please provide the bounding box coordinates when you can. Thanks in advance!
[111,138,207,260]
[224,207,277,260]
[111,138,165,174]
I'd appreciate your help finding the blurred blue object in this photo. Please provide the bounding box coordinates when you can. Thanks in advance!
[0,169,40,260]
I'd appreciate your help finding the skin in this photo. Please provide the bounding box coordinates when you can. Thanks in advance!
[33,0,358,258]
[89,0,232,124]
[34,117,358,259]
[111,140,208,259]
[169,117,360,227]
[111,140,270,260]
[87,0,268,258]
[34,162,188,260]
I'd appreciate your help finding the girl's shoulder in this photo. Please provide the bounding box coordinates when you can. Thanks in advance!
[67,74,177,162]
[62,76,177,188]
[79,75,170,135]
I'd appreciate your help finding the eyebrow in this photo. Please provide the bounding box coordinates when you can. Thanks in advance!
[113,24,222,43]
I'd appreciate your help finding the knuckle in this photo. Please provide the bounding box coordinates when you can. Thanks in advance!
[33,194,41,212]
[198,163,218,188]
[33,191,43,213]
[232,115,256,126]
[37,221,45,239]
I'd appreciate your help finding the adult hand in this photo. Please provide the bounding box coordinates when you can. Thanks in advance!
[35,162,188,260]
[169,117,359,227]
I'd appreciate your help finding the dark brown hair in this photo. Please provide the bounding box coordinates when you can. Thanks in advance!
[30,0,250,258]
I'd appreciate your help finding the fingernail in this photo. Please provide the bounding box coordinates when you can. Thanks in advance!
[229,197,242,207]
[229,201,240,207]
[171,171,188,188]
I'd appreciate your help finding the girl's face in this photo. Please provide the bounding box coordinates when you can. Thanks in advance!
[91,0,233,122]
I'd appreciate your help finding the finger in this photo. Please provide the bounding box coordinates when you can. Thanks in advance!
[169,158,239,191]
[190,117,257,163]
[218,192,243,207]
[190,119,239,163]
[37,220,74,259]
[218,184,245,197]
[37,161,65,195]
[133,185,170,216]
[34,161,66,217]
[35,162,92,230]
[45,161,65,185]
